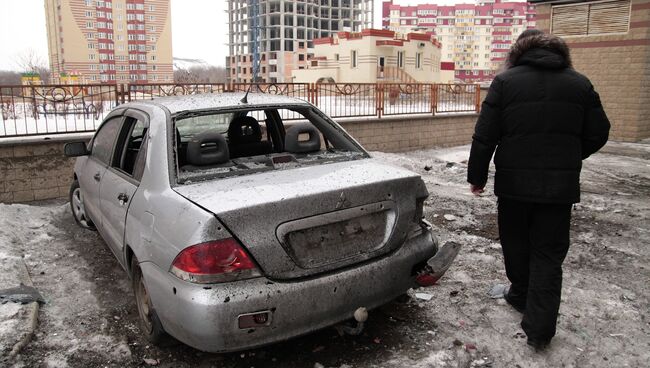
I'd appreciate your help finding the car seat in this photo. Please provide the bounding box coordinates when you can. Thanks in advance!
[284,122,322,154]
[182,131,230,171]
[228,116,273,158]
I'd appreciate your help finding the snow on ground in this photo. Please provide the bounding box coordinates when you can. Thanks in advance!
[0,205,131,367]
[0,141,648,367]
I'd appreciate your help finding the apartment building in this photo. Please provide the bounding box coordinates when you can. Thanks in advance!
[382,0,536,83]
[227,0,374,83]
[45,0,173,84]
[292,29,442,83]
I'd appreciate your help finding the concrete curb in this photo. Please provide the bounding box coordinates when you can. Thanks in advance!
[6,260,40,360]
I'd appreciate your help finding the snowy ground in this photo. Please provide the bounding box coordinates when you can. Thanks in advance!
[0,141,648,367]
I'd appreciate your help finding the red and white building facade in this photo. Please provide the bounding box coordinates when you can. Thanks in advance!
[382,0,536,83]
[45,0,173,84]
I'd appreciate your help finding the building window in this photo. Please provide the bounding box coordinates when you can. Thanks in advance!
[397,51,404,68]
[551,0,630,37]
[416,52,422,69]
[335,53,339,61]
[351,50,358,68]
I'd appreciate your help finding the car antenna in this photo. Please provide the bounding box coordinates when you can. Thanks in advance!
[240,57,262,104]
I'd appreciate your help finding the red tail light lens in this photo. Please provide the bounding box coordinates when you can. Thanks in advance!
[170,238,261,284]
[416,273,440,287]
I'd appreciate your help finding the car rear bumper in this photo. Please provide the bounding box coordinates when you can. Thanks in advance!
[140,229,437,353]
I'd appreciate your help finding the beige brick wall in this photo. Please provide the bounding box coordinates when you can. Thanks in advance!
[339,114,477,153]
[536,0,650,142]
[0,140,80,203]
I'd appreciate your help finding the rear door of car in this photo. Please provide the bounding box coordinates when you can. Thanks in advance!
[99,109,150,265]
[79,115,125,229]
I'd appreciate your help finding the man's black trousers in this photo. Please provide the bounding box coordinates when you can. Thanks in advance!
[497,197,572,341]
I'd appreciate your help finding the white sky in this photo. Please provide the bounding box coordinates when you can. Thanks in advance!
[0,0,478,71]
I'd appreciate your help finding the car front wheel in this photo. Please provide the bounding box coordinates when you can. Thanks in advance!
[132,257,167,345]
[69,179,95,230]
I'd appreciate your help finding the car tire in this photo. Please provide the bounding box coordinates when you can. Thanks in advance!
[132,257,167,345]
[69,179,96,230]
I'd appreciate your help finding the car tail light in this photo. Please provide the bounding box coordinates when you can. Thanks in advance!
[415,273,440,287]
[170,238,261,284]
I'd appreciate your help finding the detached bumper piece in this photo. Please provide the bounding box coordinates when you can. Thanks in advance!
[415,241,461,287]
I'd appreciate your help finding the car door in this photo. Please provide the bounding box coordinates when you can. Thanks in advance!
[79,115,125,229]
[99,109,150,265]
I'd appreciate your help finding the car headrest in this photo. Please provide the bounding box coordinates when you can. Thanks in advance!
[186,131,230,166]
[228,116,262,144]
[285,122,321,153]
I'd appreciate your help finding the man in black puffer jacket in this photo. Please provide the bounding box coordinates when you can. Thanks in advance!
[467,30,610,350]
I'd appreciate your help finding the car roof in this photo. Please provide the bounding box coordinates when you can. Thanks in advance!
[129,92,311,114]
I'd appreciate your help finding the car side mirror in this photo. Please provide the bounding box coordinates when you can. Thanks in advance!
[64,141,90,157]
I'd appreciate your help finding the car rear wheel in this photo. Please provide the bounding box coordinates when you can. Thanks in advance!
[132,257,167,345]
[69,180,95,230]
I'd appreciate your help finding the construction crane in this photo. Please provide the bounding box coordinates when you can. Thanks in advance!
[249,0,261,83]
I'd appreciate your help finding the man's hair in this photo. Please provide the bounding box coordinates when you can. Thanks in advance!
[517,29,544,41]
[507,30,572,68]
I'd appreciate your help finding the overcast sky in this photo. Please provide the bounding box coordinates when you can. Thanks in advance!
[0,0,479,71]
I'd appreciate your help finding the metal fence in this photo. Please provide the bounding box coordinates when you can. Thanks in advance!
[0,82,480,137]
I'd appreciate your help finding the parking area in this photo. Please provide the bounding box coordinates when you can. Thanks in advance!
[1,141,649,368]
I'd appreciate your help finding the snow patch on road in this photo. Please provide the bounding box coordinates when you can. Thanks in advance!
[0,203,132,366]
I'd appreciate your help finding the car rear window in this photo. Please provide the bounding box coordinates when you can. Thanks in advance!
[173,106,367,184]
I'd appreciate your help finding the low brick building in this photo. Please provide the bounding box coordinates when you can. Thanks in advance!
[532,0,650,142]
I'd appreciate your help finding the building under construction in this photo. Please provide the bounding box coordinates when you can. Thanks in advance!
[227,0,374,83]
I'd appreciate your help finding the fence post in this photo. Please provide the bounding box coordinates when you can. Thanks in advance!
[475,83,481,113]
[310,83,318,106]
[430,84,436,116]
[376,83,383,119]
[432,84,438,115]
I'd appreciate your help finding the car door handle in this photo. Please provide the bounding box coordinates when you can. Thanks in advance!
[93,172,101,182]
[117,193,129,204]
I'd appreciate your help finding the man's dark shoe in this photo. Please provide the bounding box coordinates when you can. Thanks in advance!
[527,337,550,352]
[504,289,526,313]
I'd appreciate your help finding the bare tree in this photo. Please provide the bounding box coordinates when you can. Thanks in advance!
[174,65,227,84]
[0,70,22,85]
[13,49,51,83]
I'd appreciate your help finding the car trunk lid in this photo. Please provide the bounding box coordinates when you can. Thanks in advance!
[173,159,428,280]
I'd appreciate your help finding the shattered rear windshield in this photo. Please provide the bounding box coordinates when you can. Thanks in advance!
[173,107,367,184]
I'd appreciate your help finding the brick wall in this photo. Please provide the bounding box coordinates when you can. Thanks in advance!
[536,0,650,142]
[0,114,478,204]
[0,136,90,203]
[339,114,477,152]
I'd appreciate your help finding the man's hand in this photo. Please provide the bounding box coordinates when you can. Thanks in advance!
[470,184,485,196]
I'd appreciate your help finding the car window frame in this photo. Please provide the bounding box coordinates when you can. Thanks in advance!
[106,108,151,185]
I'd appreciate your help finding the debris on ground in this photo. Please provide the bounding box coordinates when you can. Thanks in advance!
[1,142,648,368]
[415,293,434,301]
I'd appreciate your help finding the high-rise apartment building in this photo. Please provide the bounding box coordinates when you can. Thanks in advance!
[45,0,173,84]
[227,0,374,83]
[382,0,536,83]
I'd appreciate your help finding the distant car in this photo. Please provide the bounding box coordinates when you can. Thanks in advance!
[64,93,460,353]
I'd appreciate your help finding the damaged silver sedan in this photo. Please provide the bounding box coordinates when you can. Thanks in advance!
[64,93,460,352]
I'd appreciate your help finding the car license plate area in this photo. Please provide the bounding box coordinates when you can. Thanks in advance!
[277,202,396,269]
